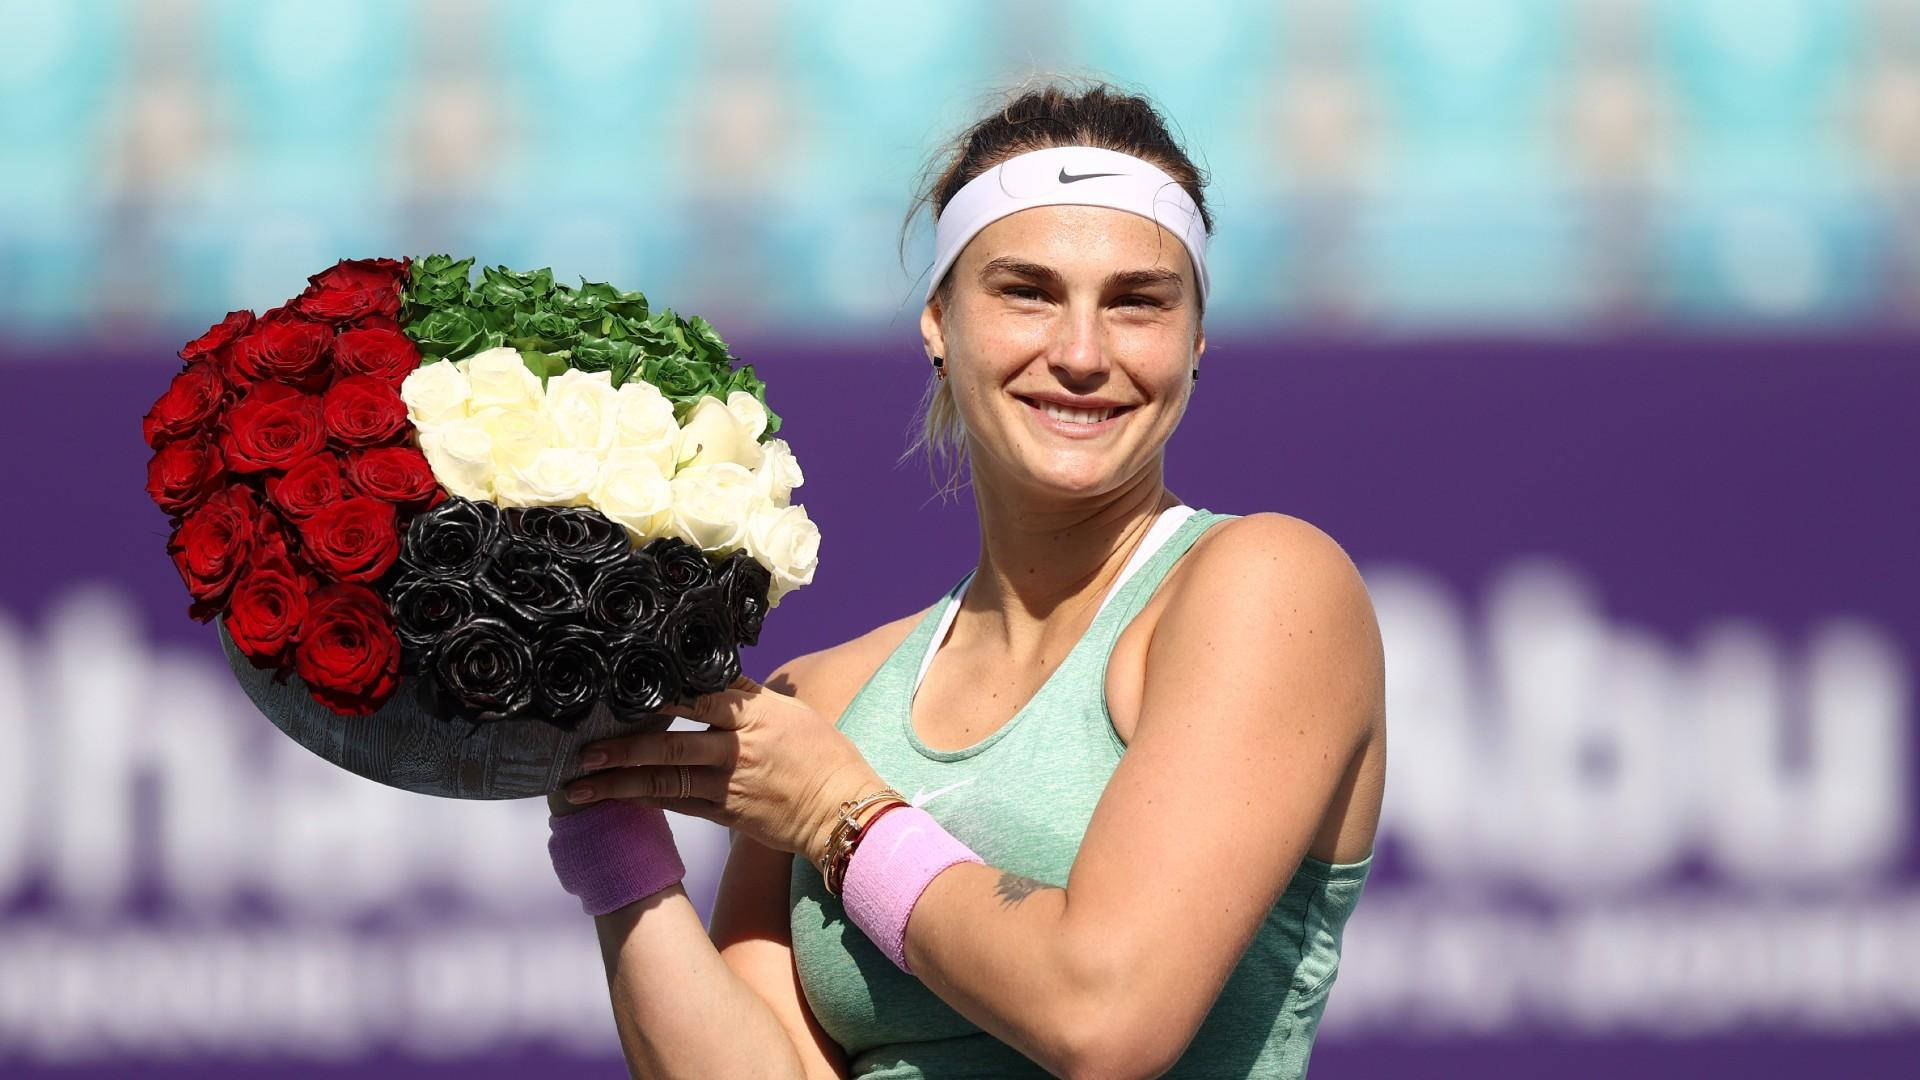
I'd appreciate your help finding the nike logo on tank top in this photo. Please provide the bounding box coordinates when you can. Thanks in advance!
[788,505,1373,1078]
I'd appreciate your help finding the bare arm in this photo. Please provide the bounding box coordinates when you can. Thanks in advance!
[547,785,816,1080]
[889,515,1382,1078]
[550,644,874,1079]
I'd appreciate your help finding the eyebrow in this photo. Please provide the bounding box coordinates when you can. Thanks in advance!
[976,256,1185,293]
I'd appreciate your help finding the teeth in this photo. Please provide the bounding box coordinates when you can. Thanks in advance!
[1037,401,1115,424]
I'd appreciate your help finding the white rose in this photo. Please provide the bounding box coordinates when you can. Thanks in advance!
[612,379,681,476]
[667,461,761,553]
[470,403,557,471]
[675,393,764,471]
[415,418,495,501]
[400,359,472,425]
[494,446,601,507]
[746,501,820,608]
[590,448,674,541]
[752,437,805,507]
[464,346,544,412]
[725,390,769,441]
[543,368,620,453]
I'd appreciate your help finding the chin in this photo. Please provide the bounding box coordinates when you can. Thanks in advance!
[1011,458,1125,499]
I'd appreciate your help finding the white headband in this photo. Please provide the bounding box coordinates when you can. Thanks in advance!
[925,145,1210,307]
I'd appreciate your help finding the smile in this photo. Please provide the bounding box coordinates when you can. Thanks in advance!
[1016,395,1135,435]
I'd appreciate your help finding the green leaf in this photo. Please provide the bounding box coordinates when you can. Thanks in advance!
[401,255,776,435]
[405,305,490,362]
[571,334,641,374]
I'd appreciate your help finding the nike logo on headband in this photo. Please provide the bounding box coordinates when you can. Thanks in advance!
[1058,167,1124,184]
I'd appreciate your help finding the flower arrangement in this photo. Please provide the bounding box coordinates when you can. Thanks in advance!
[143,256,819,733]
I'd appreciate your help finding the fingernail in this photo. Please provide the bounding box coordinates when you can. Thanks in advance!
[581,750,607,768]
[568,786,592,803]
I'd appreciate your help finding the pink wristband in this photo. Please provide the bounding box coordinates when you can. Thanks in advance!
[547,799,686,916]
[840,805,984,974]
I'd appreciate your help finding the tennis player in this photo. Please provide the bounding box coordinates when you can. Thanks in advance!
[547,79,1386,1079]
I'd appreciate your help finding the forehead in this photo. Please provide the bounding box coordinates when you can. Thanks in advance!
[960,203,1195,282]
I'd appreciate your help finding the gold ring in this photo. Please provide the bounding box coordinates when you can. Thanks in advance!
[677,764,691,799]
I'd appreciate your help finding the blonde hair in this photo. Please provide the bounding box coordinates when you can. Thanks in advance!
[895,74,1213,501]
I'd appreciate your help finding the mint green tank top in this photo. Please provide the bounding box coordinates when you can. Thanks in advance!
[788,506,1373,1078]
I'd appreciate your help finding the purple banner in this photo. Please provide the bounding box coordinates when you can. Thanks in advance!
[2,333,1914,1075]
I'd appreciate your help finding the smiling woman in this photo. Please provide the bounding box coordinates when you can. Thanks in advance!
[544,76,1385,1080]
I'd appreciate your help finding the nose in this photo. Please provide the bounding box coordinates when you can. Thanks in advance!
[1047,297,1109,382]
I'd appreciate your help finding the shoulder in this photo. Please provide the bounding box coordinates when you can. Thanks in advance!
[1181,510,1369,596]
[764,603,935,724]
[1156,511,1382,706]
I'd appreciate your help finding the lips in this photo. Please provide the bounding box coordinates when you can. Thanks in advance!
[1015,394,1135,435]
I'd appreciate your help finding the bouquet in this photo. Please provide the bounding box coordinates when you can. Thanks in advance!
[141,256,820,797]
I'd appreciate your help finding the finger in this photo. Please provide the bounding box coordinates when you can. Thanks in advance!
[566,765,725,805]
[581,729,738,770]
[628,795,726,827]
[658,690,733,723]
[677,688,750,731]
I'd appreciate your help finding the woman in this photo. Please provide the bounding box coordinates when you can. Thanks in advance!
[546,80,1386,1079]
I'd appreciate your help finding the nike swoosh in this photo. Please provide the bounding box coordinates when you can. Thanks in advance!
[1058,168,1123,184]
[887,826,926,862]
[909,777,978,806]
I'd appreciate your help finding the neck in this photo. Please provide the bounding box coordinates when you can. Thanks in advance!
[962,466,1182,653]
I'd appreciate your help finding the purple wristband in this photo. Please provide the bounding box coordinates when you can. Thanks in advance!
[547,799,686,916]
[840,805,984,974]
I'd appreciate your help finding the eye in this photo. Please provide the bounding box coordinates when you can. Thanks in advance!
[1003,285,1046,301]
[1115,295,1161,308]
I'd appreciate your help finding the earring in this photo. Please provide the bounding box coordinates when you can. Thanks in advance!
[1191,367,1199,382]
[932,355,946,381]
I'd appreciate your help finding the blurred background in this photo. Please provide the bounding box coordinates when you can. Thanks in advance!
[1,0,1915,1075]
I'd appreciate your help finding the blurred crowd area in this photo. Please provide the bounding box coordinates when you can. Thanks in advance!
[2,0,1917,343]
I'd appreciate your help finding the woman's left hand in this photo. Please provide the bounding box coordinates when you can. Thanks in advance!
[561,673,889,868]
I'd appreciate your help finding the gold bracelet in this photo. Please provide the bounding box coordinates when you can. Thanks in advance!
[819,788,908,896]
[821,789,906,894]
[825,797,908,896]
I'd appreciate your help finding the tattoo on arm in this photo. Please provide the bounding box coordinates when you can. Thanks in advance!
[993,870,1059,908]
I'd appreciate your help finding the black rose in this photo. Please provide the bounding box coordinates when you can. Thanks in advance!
[584,553,672,637]
[714,549,772,647]
[390,575,479,671]
[532,625,612,730]
[608,635,683,720]
[401,496,502,579]
[508,505,632,574]
[433,616,536,723]
[660,583,741,696]
[477,535,587,625]
[644,535,714,591]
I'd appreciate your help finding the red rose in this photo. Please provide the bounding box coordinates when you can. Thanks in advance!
[345,446,439,509]
[293,583,402,716]
[353,314,404,332]
[146,440,227,516]
[179,310,255,363]
[141,361,230,448]
[252,510,301,568]
[167,484,258,619]
[323,374,410,448]
[332,327,420,386]
[223,555,312,667]
[298,496,400,583]
[265,452,349,520]
[229,312,334,390]
[294,258,406,323]
[222,382,326,473]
